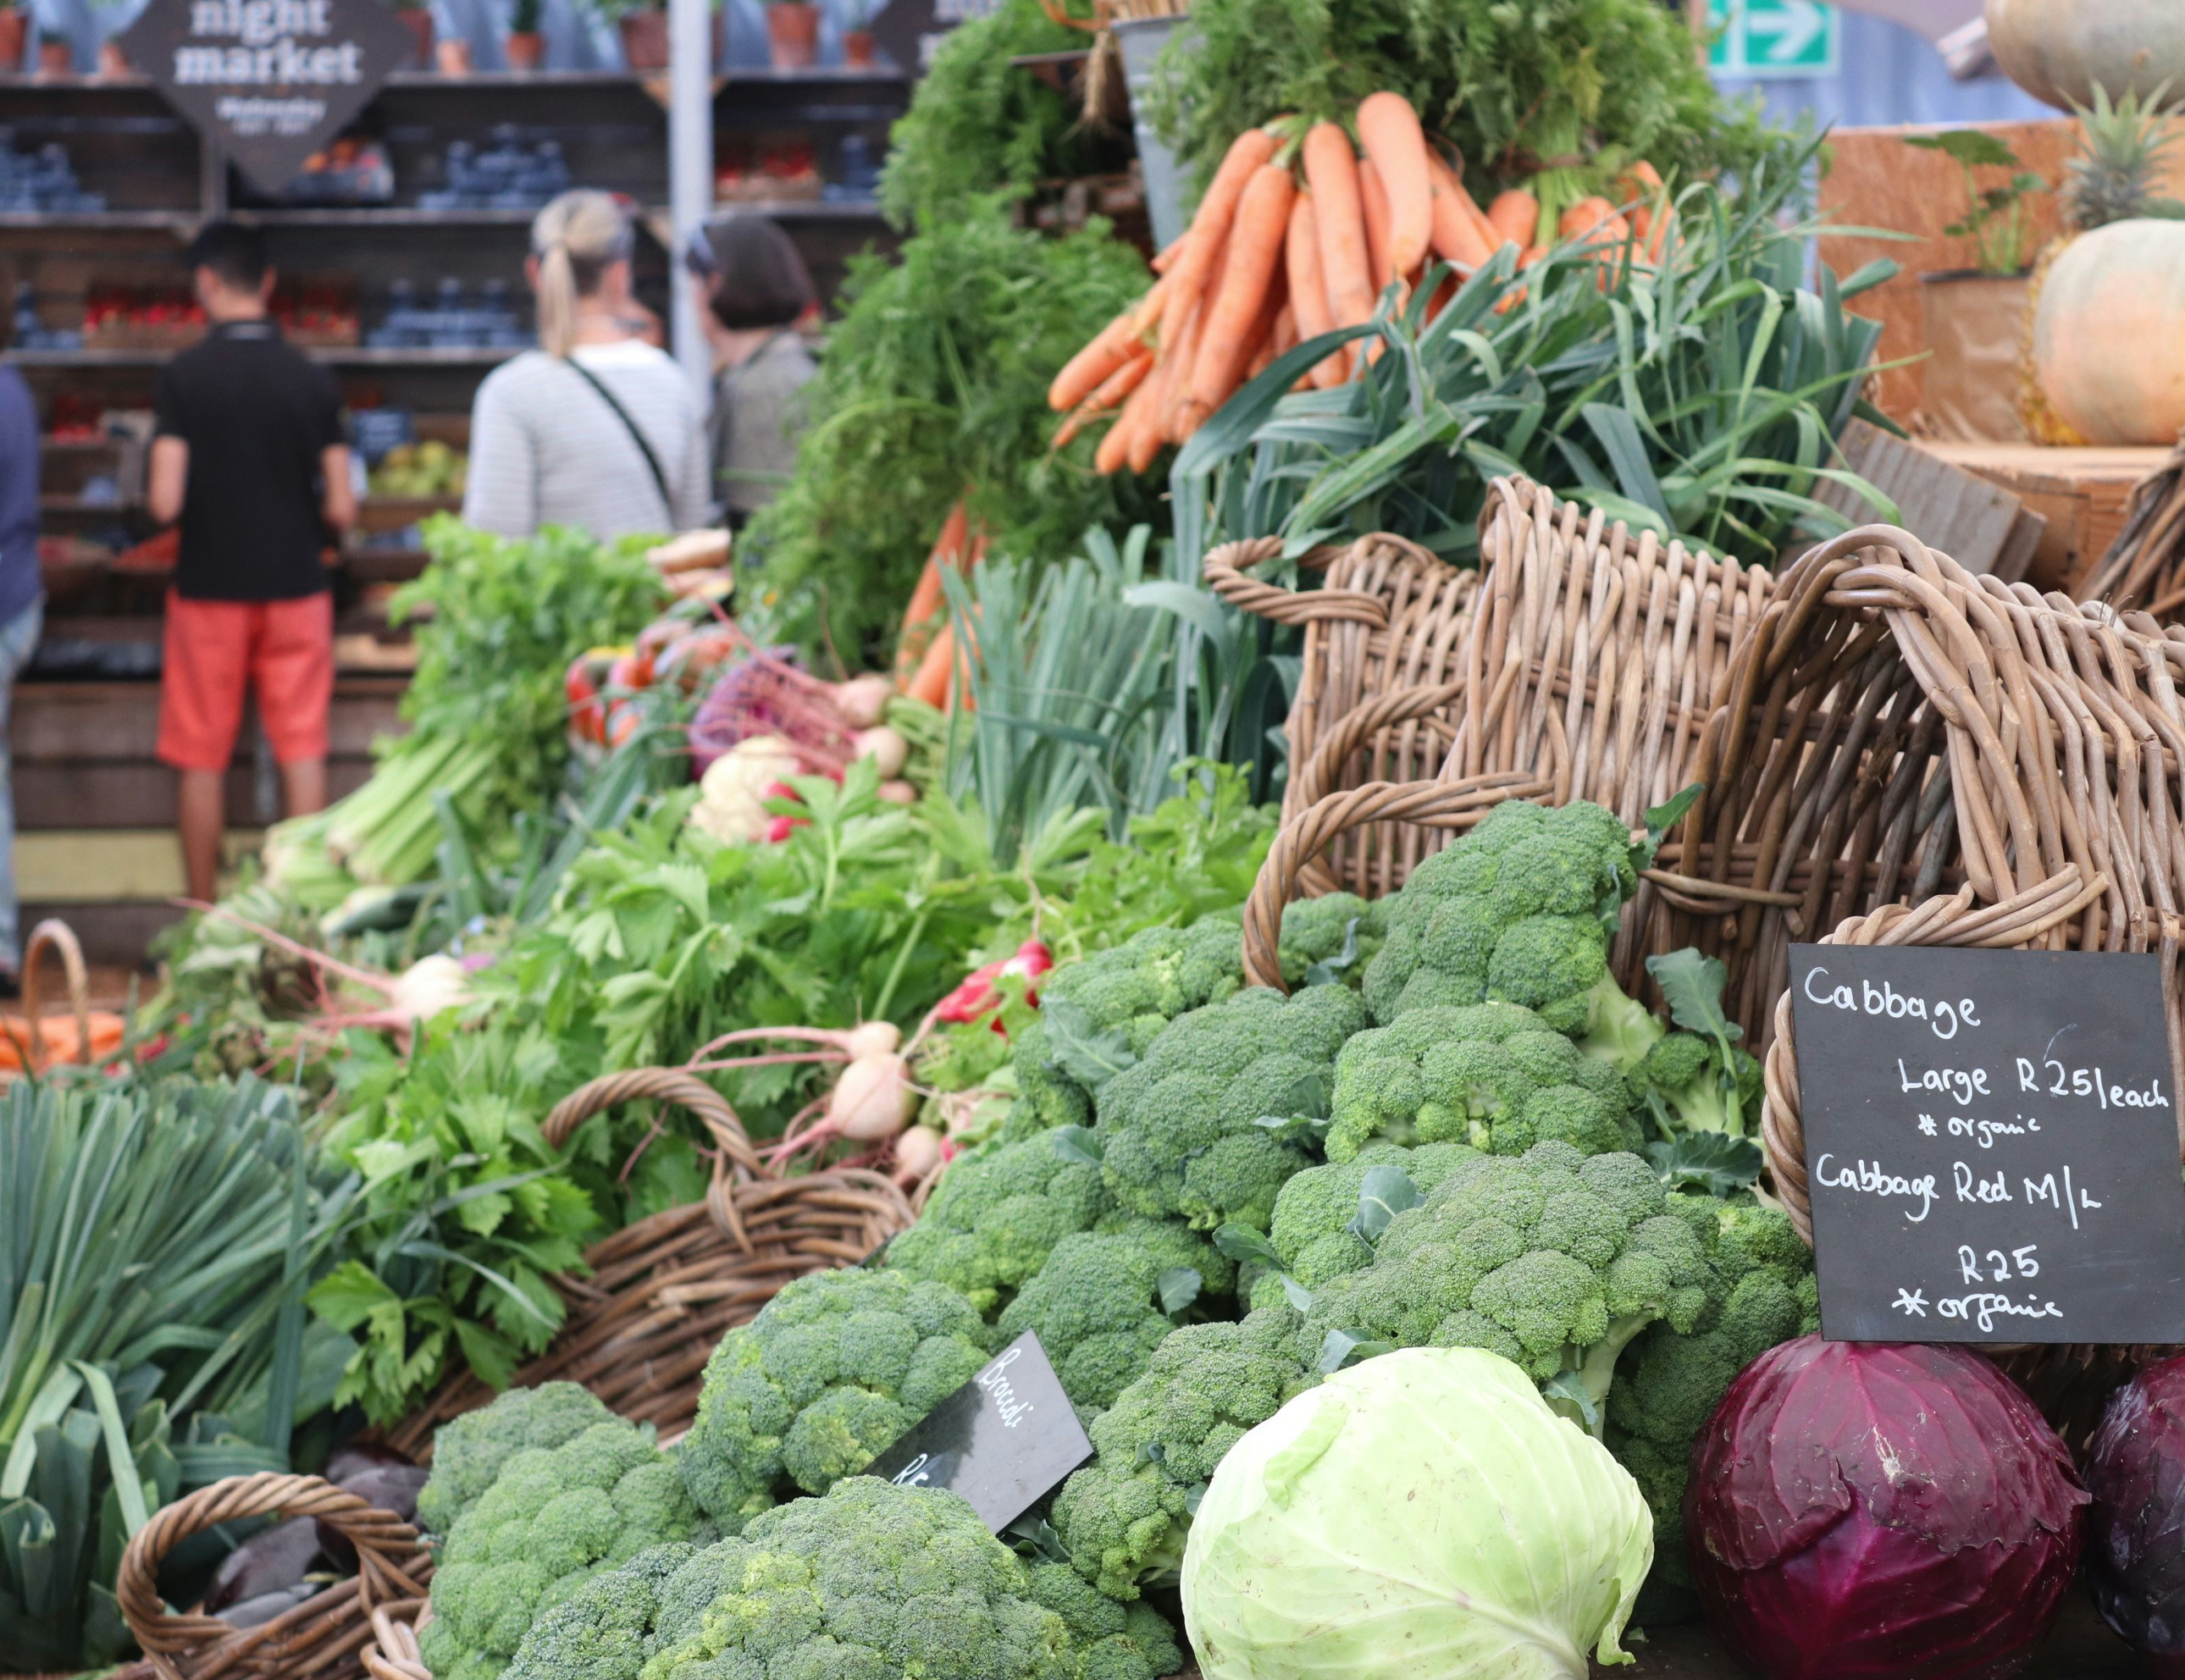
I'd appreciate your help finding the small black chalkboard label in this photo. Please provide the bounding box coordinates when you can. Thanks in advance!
[1789,943,2185,1344]
[864,1332,1092,1533]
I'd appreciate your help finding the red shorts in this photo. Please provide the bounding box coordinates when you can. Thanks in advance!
[158,590,335,772]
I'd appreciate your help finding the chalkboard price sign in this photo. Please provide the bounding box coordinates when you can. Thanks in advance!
[1789,943,2185,1344]
[863,1333,1092,1534]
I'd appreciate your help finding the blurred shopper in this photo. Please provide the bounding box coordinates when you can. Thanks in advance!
[464,190,708,539]
[0,307,42,990]
[147,222,352,904]
[688,212,816,528]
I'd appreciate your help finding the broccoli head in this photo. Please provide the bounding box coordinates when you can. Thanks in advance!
[1624,948,1766,1139]
[1606,1194,1818,1606]
[1006,922,1246,1137]
[994,1217,1234,1418]
[1050,1310,1314,1602]
[1025,1561,1186,1680]
[1092,983,1370,1232]
[1275,892,1385,988]
[1360,798,1640,1035]
[416,1381,619,1538]
[1247,1140,1479,1309]
[418,1415,708,1680]
[678,1268,994,1533]
[1325,1001,1641,1163]
[505,1542,699,1680]
[1299,1142,1711,1435]
[885,1131,1115,1314]
[506,1478,1113,1680]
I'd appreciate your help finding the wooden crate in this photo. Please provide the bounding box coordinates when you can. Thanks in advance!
[1918,442,2167,594]
[1817,119,2185,428]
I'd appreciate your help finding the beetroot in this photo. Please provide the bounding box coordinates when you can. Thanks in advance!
[1685,1337,2088,1680]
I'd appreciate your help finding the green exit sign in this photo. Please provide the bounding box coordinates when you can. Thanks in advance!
[1707,0,1839,78]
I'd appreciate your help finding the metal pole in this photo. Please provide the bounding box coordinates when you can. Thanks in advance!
[668,0,714,400]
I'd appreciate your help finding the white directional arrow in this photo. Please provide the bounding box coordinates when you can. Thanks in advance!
[1747,0,1827,63]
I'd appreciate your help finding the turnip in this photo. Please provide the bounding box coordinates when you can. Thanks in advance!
[893,1123,945,1192]
[833,674,893,730]
[877,780,919,807]
[851,725,909,779]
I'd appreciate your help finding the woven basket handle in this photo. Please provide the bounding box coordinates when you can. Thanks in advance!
[14,918,90,1075]
[1242,771,1557,991]
[1286,681,1469,813]
[119,1472,427,1666]
[1761,865,2110,1244]
[544,1068,765,1252]
[1202,535,1392,629]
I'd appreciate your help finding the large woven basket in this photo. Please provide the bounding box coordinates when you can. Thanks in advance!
[1233,478,1788,1037]
[1209,476,1773,842]
[362,1069,915,1678]
[382,1067,915,1457]
[1759,865,2172,1449]
[112,1472,429,1680]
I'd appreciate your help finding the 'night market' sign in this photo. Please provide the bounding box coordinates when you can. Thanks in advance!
[117,0,413,193]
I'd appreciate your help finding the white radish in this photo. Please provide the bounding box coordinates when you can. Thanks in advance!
[389,953,473,1023]
[834,674,893,730]
[851,725,910,779]
[827,1051,918,1141]
[893,1123,944,1184]
[877,779,919,807]
[844,1020,903,1059]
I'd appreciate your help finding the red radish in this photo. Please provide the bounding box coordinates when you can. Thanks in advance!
[833,674,893,729]
[852,725,910,779]
[933,939,1053,1028]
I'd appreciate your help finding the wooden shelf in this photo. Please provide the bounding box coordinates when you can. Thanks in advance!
[10,345,522,368]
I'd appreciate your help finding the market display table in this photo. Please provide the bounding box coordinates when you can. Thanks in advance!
[1582,1593,2138,1677]
[1920,442,2169,597]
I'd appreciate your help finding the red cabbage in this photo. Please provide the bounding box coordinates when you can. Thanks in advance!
[1685,1337,2087,1680]
[2087,1353,2185,1672]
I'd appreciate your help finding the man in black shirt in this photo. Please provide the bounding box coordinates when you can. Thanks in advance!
[147,222,354,902]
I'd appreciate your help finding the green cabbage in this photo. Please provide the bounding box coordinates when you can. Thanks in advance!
[1181,1347,1652,1678]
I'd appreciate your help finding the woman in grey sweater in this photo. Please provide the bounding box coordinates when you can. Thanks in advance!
[687,212,818,529]
[462,190,710,539]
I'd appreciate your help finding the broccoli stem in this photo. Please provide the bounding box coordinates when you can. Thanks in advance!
[1557,1313,1660,1440]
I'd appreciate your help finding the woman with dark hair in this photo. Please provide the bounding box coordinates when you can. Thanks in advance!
[687,213,818,525]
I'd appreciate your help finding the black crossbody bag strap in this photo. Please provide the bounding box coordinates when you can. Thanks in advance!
[561,356,673,522]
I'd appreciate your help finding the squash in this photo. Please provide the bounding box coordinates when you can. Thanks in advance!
[2032,218,2185,445]
[1986,0,2185,112]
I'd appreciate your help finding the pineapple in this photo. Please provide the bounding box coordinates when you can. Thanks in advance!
[2018,88,2185,443]
[2062,86,2185,231]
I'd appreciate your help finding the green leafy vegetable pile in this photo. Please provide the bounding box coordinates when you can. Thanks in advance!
[744,204,1157,667]
[1175,154,1899,566]
[1147,0,1789,218]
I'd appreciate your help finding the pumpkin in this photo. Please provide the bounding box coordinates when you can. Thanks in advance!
[2032,218,2185,445]
[1986,0,2185,112]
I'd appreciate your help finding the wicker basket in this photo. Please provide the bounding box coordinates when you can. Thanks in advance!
[113,1472,429,1680]
[1203,528,1480,832]
[1209,476,1773,843]
[1758,865,2172,1449]
[382,1067,915,1458]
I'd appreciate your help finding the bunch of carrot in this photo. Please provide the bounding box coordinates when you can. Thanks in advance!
[1048,91,1674,476]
